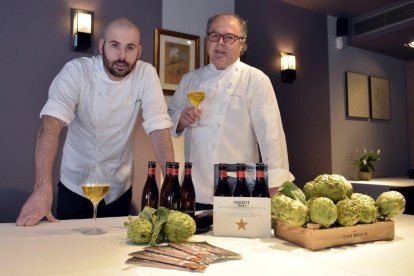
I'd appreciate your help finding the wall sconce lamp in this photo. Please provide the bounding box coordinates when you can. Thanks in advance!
[71,9,94,51]
[281,52,296,83]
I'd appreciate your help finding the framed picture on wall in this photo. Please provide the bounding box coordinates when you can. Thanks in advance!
[204,37,210,65]
[370,76,390,120]
[346,71,370,118]
[154,28,200,95]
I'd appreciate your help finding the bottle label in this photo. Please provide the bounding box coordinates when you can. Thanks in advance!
[172,168,179,176]
[219,170,227,177]
[256,170,264,178]
[185,168,192,175]
[148,167,156,175]
[237,170,245,178]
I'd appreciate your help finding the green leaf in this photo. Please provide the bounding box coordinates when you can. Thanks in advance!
[138,206,157,222]
[278,181,306,204]
[149,207,169,245]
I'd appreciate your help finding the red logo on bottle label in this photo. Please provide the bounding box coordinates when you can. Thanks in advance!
[237,171,245,178]
[219,170,227,177]
[185,168,192,175]
[256,170,264,177]
[148,168,156,175]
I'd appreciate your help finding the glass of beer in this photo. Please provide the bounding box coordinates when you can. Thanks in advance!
[81,166,111,235]
[187,90,206,125]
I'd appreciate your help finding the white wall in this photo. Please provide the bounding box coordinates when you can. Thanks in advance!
[327,15,409,180]
[162,0,234,165]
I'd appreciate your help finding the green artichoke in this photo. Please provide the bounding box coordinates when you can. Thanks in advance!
[351,193,377,223]
[303,181,317,201]
[271,194,308,227]
[163,211,196,242]
[127,218,154,244]
[336,198,361,226]
[309,174,353,202]
[307,197,337,228]
[376,191,406,218]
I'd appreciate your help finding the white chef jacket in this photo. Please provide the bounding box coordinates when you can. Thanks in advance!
[40,56,172,203]
[168,59,294,204]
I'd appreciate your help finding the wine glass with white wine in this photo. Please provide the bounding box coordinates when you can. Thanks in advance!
[81,166,111,235]
[187,90,206,126]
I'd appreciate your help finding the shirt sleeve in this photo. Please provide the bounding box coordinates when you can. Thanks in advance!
[39,60,83,124]
[249,73,295,188]
[140,65,173,134]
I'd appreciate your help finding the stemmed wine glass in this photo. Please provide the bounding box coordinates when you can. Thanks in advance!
[187,90,206,126]
[81,166,111,235]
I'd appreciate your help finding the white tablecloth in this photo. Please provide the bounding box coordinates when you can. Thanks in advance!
[0,215,413,276]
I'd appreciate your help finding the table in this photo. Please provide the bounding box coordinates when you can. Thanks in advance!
[350,177,414,214]
[0,215,413,276]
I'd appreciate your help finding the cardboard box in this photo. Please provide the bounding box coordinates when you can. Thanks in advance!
[212,163,271,238]
[273,219,395,251]
[213,197,271,238]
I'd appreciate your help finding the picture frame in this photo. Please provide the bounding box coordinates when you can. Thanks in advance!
[204,37,210,66]
[154,28,200,95]
[345,71,369,118]
[370,76,390,120]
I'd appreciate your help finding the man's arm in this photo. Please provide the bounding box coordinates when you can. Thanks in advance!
[16,115,65,226]
[149,128,175,176]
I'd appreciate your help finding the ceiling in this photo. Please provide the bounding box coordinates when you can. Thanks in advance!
[281,0,414,60]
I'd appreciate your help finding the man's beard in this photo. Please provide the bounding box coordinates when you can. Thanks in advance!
[102,46,138,78]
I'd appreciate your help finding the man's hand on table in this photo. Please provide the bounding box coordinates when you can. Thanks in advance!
[16,187,57,226]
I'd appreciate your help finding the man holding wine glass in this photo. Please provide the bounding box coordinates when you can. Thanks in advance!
[168,14,294,210]
[16,18,175,227]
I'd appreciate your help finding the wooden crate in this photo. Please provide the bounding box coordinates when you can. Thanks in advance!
[274,219,395,251]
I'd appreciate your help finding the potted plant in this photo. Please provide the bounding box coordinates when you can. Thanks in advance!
[353,149,381,180]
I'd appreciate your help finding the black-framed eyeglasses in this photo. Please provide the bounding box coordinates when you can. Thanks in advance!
[207,32,245,44]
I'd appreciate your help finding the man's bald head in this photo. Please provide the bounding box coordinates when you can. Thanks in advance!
[103,17,141,43]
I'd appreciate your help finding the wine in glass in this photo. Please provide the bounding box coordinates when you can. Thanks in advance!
[187,91,206,125]
[81,166,111,235]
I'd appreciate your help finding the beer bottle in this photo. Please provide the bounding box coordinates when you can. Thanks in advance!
[252,163,270,197]
[232,163,251,197]
[214,163,231,196]
[180,162,196,217]
[161,162,180,210]
[141,161,159,210]
[160,162,172,207]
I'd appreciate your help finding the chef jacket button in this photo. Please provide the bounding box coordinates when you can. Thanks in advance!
[217,122,221,127]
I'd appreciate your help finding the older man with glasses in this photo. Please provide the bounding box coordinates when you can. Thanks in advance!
[168,14,294,210]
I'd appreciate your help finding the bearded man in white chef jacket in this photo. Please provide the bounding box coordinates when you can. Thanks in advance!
[168,14,294,209]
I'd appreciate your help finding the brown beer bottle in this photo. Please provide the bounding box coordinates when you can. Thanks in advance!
[161,162,180,210]
[214,163,231,196]
[160,162,172,207]
[180,162,196,217]
[232,163,251,197]
[252,163,270,197]
[141,161,159,210]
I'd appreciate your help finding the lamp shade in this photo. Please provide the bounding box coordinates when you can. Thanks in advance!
[280,52,296,83]
[73,12,92,34]
[71,9,94,51]
[281,53,296,71]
